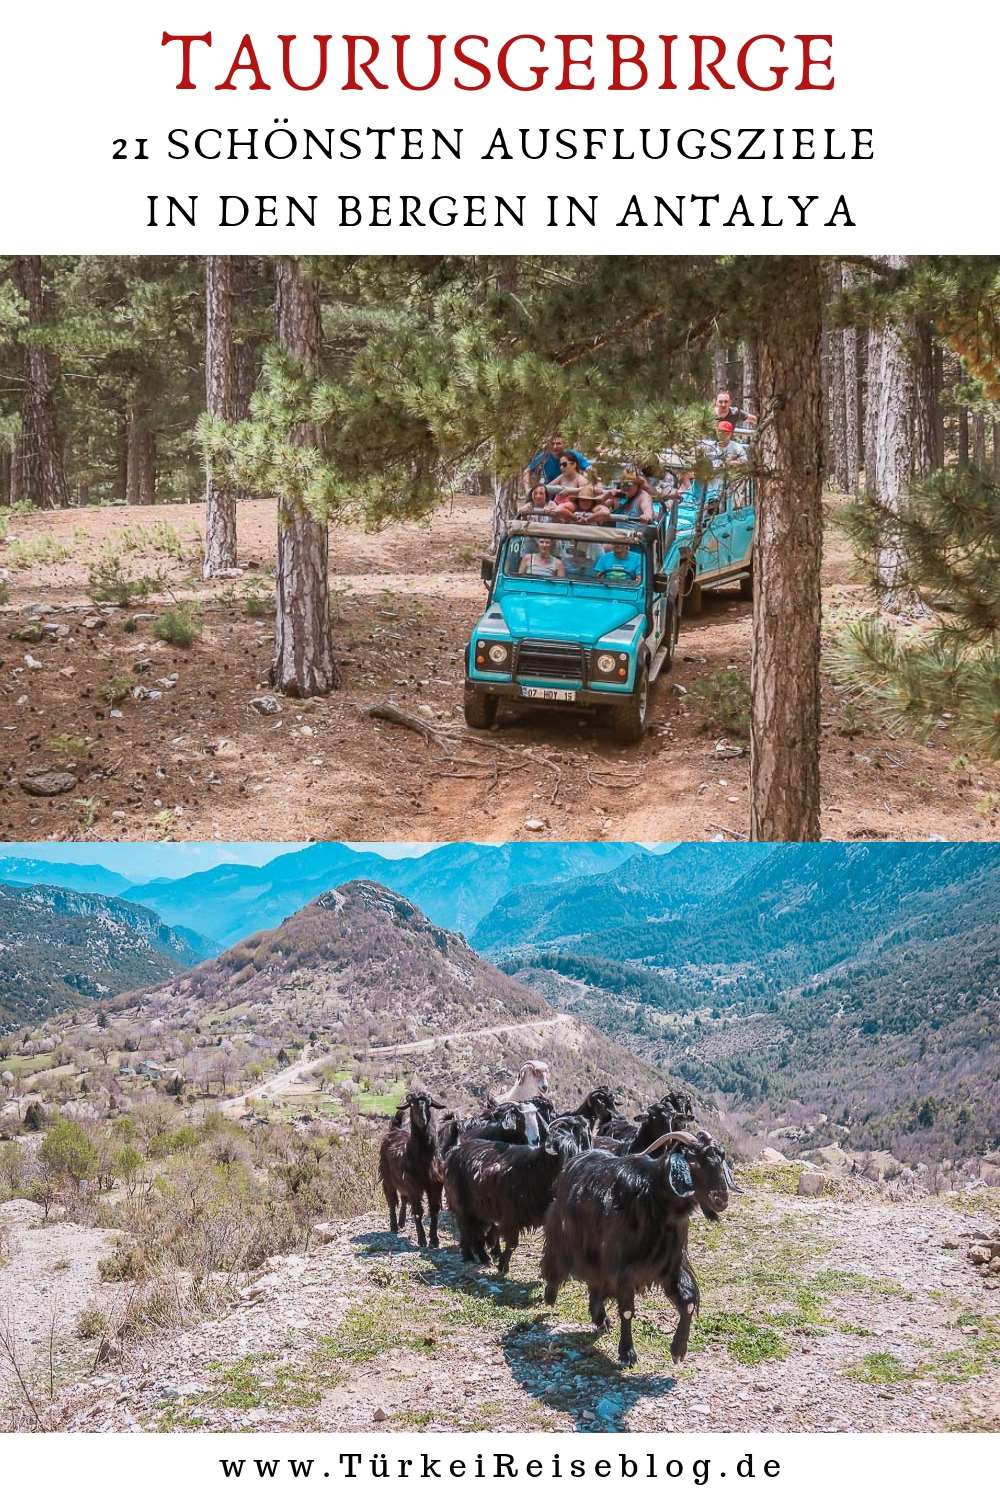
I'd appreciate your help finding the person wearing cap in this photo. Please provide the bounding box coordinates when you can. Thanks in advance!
[715,390,756,429]
[707,420,748,469]
[609,471,654,522]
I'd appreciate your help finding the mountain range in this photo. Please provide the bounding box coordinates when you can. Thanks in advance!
[105,880,678,1114]
[0,883,215,1029]
[488,843,1000,1160]
[0,842,659,949]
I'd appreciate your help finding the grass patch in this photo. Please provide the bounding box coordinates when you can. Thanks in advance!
[810,1268,913,1300]
[845,1351,918,1385]
[318,1282,440,1364]
[3,1052,55,1076]
[690,1311,790,1365]
[203,1352,323,1413]
[740,1163,807,1196]
[5,534,74,570]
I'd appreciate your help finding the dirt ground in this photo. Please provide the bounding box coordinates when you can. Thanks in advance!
[40,1182,1000,1434]
[1,495,998,844]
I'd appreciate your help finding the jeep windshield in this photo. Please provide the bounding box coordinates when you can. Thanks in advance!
[502,532,645,591]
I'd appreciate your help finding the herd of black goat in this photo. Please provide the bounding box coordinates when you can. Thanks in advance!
[377,1064,739,1367]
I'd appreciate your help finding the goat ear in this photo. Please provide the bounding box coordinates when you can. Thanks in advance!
[544,1137,559,1155]
[501,1108,517,1130]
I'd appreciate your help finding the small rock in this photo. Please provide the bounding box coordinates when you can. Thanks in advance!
[20,770,78,796]
[797,1170,831,1197]
[250,695,281,715]
[59,666,76,679]
[714,739,746,759]
[23,654,43,670]
[524,818,547,832]
[81,616,105,631]
[373,1407,388,1423]
[690,1403,711,1415]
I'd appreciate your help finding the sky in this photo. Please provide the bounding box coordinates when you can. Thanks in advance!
[0,841,439,882]
[0,840,671,883]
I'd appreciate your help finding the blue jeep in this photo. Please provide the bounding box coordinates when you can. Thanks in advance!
[666,444,756,615]
[465,506,682,742]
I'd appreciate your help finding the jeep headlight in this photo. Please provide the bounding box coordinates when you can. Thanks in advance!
[592,650,630,681]
[475,639,511,672]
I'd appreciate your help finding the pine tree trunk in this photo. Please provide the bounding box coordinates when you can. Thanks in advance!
[271,257,338,697]
[912,317,938,475]
[749,260,823,843]
[933,346,945,467]
[125,395,156,505]
[12,256,68,509]
[872,297,914,608]
[972,413,987,469]
[843,323,860,493]
[0,451,10,506]
[203,256,238,577]
[958,408,969,469]
[864,325,882,495]
[490,474,520,551]
[993,421,1000,480]
[741,341,757,412]
[712,344,728,392]
[828,324,849,492]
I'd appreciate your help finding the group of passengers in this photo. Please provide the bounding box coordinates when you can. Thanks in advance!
[706,389,756,469]
[512,390,756,581]
[519,434,695,529]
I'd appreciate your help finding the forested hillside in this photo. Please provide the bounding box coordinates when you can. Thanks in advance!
[0,883,213,1027]
[494,844,1000,1160]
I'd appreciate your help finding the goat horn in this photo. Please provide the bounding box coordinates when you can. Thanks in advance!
[429,1099,446,1109]
[642,1131,700,1154]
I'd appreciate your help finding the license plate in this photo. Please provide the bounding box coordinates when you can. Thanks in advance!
[520,686,577,702]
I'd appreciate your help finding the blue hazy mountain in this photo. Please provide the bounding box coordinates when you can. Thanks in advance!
[117,840,652,946]
[0,856,131,899]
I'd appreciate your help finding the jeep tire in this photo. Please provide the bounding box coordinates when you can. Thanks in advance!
[739,568,754,600]
[609,662,649,744]
[463,684,499,729]
[685,573,703,616]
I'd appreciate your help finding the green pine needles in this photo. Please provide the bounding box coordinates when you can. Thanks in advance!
[833,467,1000,756]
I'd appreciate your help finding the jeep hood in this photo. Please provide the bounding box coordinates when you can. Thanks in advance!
[488,591,644,645]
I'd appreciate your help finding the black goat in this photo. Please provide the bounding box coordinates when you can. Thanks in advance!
[438,1099,545,1157]
[378,1090,447,1249]
[597,1092,698,1154]
[541,1128,738,1366]
[445,1116,591,1274]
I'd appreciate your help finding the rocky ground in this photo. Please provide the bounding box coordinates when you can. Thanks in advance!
[17,1172,1000,1435]
[1,496,998,844]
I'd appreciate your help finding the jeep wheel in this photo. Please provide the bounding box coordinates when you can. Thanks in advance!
[609,663,649,743]
[463,685,499,729]
[685,573,703,616]
[739,569,754,600]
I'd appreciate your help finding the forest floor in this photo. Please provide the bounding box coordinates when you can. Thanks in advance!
[26,1174,1000,1434]
[1,494,998,844]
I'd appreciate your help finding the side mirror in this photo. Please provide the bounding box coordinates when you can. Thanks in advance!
[652,572,669,594]
[480,556,494,584]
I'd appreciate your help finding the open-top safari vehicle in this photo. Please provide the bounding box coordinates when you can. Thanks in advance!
[465,504,682,743]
